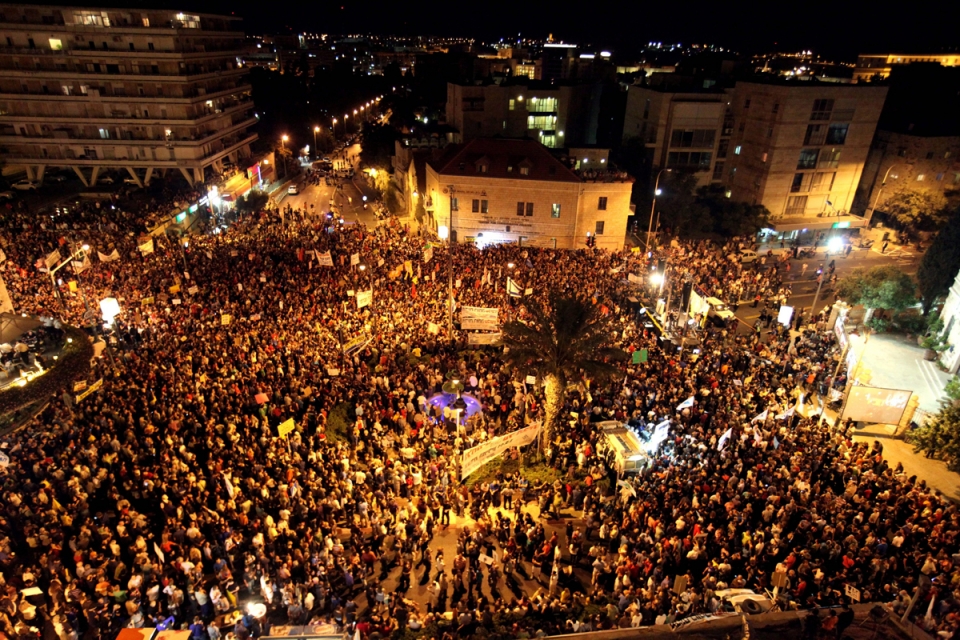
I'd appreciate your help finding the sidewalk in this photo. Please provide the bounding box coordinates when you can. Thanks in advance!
[847,331,949,412]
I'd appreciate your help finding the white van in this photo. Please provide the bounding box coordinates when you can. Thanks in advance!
[704,297,735,326]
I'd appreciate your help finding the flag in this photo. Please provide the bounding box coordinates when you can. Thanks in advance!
[45,249,61,270]
[751,409,768,424]
[776,406,795,420]
[223,473,236,499]
[138,239,154,255]
[676,396,695,411]
[507,277,522,298]
[753,428,763,443]
[773,436,780,450]
[154,542,165,564]
[718,428,732,451]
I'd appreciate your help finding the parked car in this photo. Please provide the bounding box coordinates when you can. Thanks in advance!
[98,176,116,185]
[12,180,37,191]
[287,184,299,195]
[738,249,758,263]
[123,176,140,185]
[0,190,14,200]
[705,297,736,327]
[46,173,68,183]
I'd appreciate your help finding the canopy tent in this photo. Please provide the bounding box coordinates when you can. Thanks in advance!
[0,313,42,345]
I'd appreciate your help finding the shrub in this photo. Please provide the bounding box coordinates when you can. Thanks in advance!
[865,317,891,333]
[324,402,352,444]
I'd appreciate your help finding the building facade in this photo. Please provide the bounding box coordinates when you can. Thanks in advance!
[939,269,960,375]
[854,53,960,82]
[857,131,960,222]
[0,4,257,186]
[622,83,730,189]
[423,138,632,250]
[445,81,596,148]
[723,81,888,232]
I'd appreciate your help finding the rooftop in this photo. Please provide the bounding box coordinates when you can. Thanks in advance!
[432,138,581,183]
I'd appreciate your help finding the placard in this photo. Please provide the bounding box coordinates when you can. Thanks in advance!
[460,306,499,331]
[318,251,334,266]
[356,290,373,309]
[467,332,501,345]
[350,253,360,266]
[423,246,434,263]
[460,424,540,479]
[278,418,296,438]
[844,584,860,602]
[221,314,232,326]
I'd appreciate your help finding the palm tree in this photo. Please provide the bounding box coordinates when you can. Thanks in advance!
[500,293,627,445]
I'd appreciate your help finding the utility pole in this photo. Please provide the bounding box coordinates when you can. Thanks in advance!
[646,169,671,252]
[447,184,456,338]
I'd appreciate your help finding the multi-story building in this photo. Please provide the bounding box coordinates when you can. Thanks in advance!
[622,82,730,188]
[855,64,960,222]
[723,80,888,232]
[0,4,257,186]
[445,80,599,148]
[854,53,960,82]
[422,137,633,250]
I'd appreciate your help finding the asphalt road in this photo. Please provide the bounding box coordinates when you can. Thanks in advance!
[732,243,921,330]
[283,143,381,227]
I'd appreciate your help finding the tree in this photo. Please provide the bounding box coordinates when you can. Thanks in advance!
[698,185,771,237]
[910,401,960,471]
[654,173,711,237]
[359,123,400,171]
[236,190,269,215]
[499,294,626,445]
[835,265,916,313]
[882,189,949,232]
[917,208,960,314]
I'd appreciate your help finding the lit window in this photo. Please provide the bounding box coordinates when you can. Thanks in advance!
[734,145,741,155]
[519,166,530,176]
[551,203,561,218]
[142,18,150,27]
[917,174,925,181]
[48,38,62,50]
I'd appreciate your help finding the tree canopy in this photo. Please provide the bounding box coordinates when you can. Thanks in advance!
[647,176,771,239]
[882,189,949,232]
[910,400,960,472]
[835,265,916,312]
[917,207,960,313]
[500,294,626,441]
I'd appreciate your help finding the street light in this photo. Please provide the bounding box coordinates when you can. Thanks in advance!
[332,118,338,138]
[313,126,320,158]
[647,168,672,252]
[280,134,289,179]
[866,164,900,226]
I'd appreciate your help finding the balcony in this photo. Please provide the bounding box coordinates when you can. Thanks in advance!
[0,65,247,83]
[0,84,252,105]
[0,116,256,145]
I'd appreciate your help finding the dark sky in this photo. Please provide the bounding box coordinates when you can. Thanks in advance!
[53,0,960,61]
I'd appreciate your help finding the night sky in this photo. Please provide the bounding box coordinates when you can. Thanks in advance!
[35,0,960,60]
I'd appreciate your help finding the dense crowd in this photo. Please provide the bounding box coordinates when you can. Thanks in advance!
[0,187,956,640]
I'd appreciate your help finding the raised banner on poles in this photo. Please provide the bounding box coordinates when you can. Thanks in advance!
[356,290,373,309]
[467,332,501,345]
[75,378,103,403]
[98,249,121,263]
[460,306,499,331]
[461,424,540,479]
[45,249,61,270]
[138,239,155,255]
[318,251,334,266]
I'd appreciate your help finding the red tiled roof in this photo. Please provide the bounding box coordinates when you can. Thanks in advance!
[431,138,581,183]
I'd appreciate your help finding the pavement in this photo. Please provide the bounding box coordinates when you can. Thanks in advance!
[284,144,381,228]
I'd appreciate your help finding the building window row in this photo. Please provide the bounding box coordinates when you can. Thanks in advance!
[669,129,716,149]
[666,151,712,170]
[516,202,533,217]
[471,199,488,214]
[790,171,836,193]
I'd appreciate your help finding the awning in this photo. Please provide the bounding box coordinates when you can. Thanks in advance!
[772,216,867,233]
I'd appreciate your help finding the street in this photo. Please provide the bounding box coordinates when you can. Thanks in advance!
[732,243,921,331]
[283,142,382,227]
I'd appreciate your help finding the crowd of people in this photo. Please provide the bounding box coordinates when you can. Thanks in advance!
[0,184,956,640]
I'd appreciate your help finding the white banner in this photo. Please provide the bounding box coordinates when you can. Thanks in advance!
[627,273,642,285]
[0,276,13,315]
[98,249,121,263]
[318,251,334,266]
[356,289,373,309]
[467,332,501,345]
[423,246,434,263]
[139,239,155,255]
[350,252,360,266]
[460,306,499,331]
[0,450,8,467]
[461,424,540,479]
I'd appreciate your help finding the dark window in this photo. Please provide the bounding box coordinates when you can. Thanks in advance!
[744,98,751,109]
[517,202,525,216]
[819,148,841,169]
[595,221,605,235]
[481,199,488,214]
[811,98,834,121]
[27,38,34,48]
[472,199,480,213]
[826,123,849,145]
[525,202,534,216]
[926,151,935,160]
[897,147,906,157]
[712,162,724,181]
[148,42,154,50]
[597,196,607,210]
[129,43,134,50]
[450,197,458,211]
[772,103,779,114]
[804,125,826,146]
[797,149,819,169]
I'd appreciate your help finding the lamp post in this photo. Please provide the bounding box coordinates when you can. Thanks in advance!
[280,134,289,180]
[313,126,319,159]
[439,219,453,337]
[332,118,338,139]
[646,169,672,252]
[865,164,899,227]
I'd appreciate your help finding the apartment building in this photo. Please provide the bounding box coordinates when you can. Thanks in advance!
[723,81,888,232]
[0,4,257,186]
[422,137,633,250]
[446,80,596,148]
[622,83,730,188]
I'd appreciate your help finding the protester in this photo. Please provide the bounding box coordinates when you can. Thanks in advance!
[0,186,955,640]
